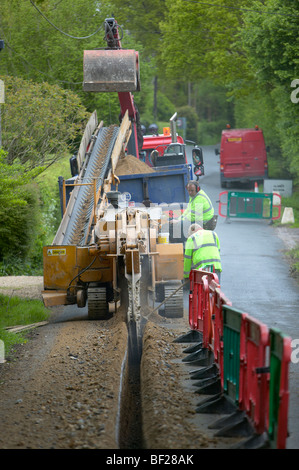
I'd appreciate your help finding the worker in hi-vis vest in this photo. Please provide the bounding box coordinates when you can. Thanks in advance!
[170,181,217,242]
[180,180,214,224]
[183,223,222,282]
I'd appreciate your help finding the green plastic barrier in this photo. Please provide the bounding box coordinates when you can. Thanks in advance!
[222,305,247,404]
[219,191,281,220]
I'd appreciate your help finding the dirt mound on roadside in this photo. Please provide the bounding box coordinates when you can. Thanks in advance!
[115,155,155,176]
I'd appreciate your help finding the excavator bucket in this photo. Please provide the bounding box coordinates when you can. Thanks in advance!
[83,49,140,92]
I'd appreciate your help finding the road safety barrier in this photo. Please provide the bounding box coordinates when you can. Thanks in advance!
[222,305,247,405]
[268,329,292,449]
[186,269,291,449]
[218,191,281,221]
[239,315,269,434]
[189,270,221,349]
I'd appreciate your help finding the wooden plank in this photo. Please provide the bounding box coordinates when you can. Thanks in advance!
[111,110,132,174]
[5,321,49,333]
[76,110,98,171]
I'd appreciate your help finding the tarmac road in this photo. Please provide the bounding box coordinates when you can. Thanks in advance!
[186,144,299,449]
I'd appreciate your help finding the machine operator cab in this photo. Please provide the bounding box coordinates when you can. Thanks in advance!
[140,126,187,167]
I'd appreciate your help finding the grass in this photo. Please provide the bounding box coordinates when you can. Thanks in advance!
[273,189,299,282]
[269,189,299,227]
[280,194,299,228]
[0,156,68,357]
[37,154,71,195]
[286,246,299,281]
[0,294,50,360]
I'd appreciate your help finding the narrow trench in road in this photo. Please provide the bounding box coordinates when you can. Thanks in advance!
[117,322,144,449]
[116,270,151,449]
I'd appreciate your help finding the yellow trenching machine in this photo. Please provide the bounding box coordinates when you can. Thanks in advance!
[42,19,184,330]
[42,112,184,322]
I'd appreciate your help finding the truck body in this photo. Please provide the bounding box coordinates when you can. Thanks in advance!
[60,163,191,213]
[218,127,268,187]
[113,164,191,205]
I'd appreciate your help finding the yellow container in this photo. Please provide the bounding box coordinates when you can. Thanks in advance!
[158,232,169,244]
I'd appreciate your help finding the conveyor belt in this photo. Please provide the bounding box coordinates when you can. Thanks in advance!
[53,125,119,246]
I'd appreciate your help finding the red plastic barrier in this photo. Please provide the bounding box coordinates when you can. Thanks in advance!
[276,335,292,449]
[189,270,203,332]
[239,315,270,434]
[210,285,232,388]
[272,192,282,220]
[277,335,292,449]
[189,271,201,331]
[218,191,228,218]
[201,275,211,349]
[188,270,219,337]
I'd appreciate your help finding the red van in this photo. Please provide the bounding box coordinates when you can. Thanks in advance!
[217,127,268,187]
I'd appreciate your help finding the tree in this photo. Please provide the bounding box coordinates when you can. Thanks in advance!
[0,148,43,262]
[159,0,252,84]
[0,0,117,120]
[177,105,198,142]
[1,75,88,170]
[240,0,299,182]
[0,0,103,87]
[159,0,299,180]
[240,0,299,87]
[0,0,158,124]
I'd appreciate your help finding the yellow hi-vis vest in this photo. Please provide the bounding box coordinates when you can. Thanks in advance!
[183,229,221,278]
[179,189,214,223]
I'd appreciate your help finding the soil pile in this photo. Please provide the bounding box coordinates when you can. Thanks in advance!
[115,155,155,176]
[0,309,128,449]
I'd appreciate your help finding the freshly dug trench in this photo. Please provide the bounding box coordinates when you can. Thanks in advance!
[140,321,218,449]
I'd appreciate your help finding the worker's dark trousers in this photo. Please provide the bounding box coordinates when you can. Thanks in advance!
[203,215,218,230]
[169,216,218,243]
[169,220,190,244]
